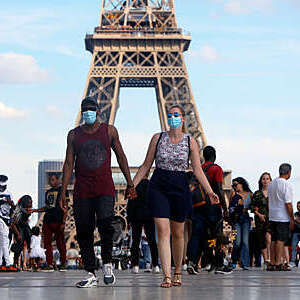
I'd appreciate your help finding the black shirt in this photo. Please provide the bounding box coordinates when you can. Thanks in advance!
[43,186,69,224]
[294,212,300,233]
[127,179,151,222]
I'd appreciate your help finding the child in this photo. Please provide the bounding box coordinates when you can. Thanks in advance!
[0,175,17,272]
[29,226,46,271]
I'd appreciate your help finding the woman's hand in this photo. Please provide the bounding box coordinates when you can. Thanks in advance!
[208,192,219,205]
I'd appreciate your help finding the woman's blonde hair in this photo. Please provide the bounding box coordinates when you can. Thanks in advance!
[168,104,186,133]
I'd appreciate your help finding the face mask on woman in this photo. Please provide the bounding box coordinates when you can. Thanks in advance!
[167,112,182,129]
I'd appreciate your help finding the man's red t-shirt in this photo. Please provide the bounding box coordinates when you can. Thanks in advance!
[202,161,223,186]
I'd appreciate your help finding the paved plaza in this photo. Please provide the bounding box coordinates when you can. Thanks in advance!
[1,269,300,300]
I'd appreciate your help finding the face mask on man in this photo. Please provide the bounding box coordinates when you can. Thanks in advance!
[82,111,97,125]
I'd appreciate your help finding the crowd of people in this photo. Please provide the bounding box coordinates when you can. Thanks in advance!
[0,97,298,290]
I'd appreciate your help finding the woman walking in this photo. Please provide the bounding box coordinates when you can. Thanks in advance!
[251,172,272,268]
[229,177,252,270]
[133,105,218,288]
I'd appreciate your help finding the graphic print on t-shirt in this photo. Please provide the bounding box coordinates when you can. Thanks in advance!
[46,191,59,208]
[78,139,107,169]
[0,194,12,219]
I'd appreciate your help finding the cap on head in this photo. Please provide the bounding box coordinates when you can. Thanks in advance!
[81,96,98,110]
[0,175,8,186]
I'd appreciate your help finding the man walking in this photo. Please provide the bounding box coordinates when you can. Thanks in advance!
[187,146,229,274]
[268,163,294,271]
[60,97,135,288]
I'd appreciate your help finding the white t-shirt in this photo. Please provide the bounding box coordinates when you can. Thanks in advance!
[268,177,293,222]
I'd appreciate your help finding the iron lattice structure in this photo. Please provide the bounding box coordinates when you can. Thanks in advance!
[80,0,207,148]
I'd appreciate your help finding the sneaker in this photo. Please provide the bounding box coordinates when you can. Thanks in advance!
[0,266,7,271]
[288,262,296,268]
[132,266,139,274]
[59,264,67,272]
[103,263,116,285]
[187,261,199,275]
[153,266,160,274]
[205,264,211,271]
[215,266,233,274]
[207,264,216,273]
[41,265,54,272]
[76,272,98,288]
[6,265,18,272]
[242,266,249,271]
[144,263,152,273]
[182,264,187,271]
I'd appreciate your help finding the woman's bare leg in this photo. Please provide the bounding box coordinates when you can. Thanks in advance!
[154,218,171,278]
[170,221,185,274]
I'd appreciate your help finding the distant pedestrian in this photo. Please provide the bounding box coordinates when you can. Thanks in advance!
[251,172,272,268]
[268,163,294,271]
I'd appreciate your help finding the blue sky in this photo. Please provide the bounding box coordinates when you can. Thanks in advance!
[1,0,300,208]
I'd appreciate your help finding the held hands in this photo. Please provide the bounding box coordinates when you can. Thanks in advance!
[208,192,219,205]
[258,214,266,223]
[125,185,137,200]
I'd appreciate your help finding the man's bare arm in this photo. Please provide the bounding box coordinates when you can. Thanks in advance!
[60,130,75,210]
[286,203,294,230]
[109,125,133,187]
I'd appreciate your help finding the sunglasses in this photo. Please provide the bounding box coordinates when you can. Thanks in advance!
[167,112,182,118]
[232,183,238,188]
[81,106,97,112]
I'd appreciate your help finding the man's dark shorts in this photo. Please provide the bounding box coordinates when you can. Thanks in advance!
[269,221,290,242]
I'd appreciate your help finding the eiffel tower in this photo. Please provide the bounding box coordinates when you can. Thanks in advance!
[80,0,207,148]
[37,1,215,248]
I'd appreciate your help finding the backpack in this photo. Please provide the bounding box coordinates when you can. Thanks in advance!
[189,163,215,209]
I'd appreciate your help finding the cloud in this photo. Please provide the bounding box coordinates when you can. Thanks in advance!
[223,0,274,15]
[190,46,220,62]
[0,53,50,84]
[0,101,28,119]
[45,105,65,119]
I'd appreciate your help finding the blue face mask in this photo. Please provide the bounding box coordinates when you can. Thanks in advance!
[82,111,97,124]
[168,116,182,129]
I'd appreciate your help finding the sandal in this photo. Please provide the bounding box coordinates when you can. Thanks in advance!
[161,276,172,288]
[172,273,182,287]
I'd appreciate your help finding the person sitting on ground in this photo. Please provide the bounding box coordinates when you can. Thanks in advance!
[67,242,79,270]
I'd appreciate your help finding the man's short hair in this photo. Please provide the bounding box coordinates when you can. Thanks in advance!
[49,173,60,180]
[81,96,98,109]
[279,163,292,176]
[203,146,216,162]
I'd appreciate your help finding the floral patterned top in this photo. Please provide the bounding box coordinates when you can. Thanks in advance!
[155,132,189,172]
[251,190,269,229]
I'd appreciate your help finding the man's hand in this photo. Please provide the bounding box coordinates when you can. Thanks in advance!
[258,214,266,223]
[60,223,65,232]
[290,219,295,231]
[16,233,22,243]
[223,209,229,219]
[59,194,67,213]
[125,186,137,200]
[209,192,219,205]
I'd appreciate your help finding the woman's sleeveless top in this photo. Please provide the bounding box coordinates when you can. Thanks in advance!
[155,132,189,172]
